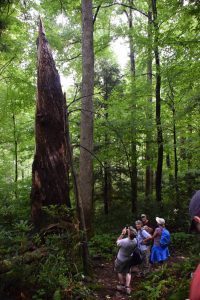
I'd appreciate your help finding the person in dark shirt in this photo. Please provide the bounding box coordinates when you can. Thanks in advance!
[189,190,200,300]
[141,214,154,234]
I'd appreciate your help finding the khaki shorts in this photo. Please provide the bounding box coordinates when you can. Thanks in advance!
[114,258,131,274]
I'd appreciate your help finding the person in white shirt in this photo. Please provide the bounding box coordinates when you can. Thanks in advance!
[135,220,152,276]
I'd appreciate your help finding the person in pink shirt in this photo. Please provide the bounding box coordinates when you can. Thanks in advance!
[189,190,200,300]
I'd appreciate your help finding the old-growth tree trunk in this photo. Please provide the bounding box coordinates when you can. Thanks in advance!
[145,2,153,200]
[152,0,163,203]
[79,0,94,230]
[31,20,70,227]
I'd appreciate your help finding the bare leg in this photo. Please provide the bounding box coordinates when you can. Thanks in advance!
[125,273,131,287]
[117,273,125,292]
[118,273,124,285]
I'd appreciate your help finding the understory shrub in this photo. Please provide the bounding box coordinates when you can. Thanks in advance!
[0,204,91,300]
[134,255,199,300]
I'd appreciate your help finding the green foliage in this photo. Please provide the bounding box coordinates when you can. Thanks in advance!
[89,233,117,259]
[0,204,91,300]
[170,232,199,254]
[0,0,200,298]
[133,234,200,300]
[134,256,199,300]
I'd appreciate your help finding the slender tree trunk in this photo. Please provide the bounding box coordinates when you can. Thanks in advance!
[187,124,193,196]
[126,1,138,213]
[31,19,70,227]
[79,0,94,230]
[168,81,179,205]
[152,0,163,203]
[103,84,112,214]
[145,2,153,200]
[65,96,90,275]
[172,105,179,205]
[103,163,112,215]
[12,113,18,199]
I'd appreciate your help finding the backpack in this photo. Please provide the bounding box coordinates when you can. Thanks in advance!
[129,247,143,266]
[160,228,170,248]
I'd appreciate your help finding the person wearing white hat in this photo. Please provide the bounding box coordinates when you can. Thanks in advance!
[149,217,170,264]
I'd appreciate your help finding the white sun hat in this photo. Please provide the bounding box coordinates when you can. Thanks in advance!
[156,217,165,225]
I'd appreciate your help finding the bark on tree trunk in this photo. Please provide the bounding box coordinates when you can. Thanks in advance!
[103,83,112,214]
[31,19,70,227]
[126,1,138,213]
[168,81,179,204]
[152,0,163,203]
[145,3,153,200]
[187,124,193,196]
[65,96,90,275]
[103,163,112,215]
[79,0,94,230]
[12,113,18,200]
[173,110,179,205]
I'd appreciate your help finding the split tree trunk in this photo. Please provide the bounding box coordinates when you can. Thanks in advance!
[152,0,163,203]
[79,0,94,230]
[31,19,70,227]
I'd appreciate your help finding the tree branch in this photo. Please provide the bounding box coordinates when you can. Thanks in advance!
[73,144,105,168]
[93,4,101,24]
[0,56,15,75]
[93,2,148,18]
[67,92,102,108]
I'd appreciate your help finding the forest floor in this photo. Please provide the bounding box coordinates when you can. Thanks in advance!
[91,255,186,300]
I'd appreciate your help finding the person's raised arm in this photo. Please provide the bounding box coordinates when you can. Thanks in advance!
[117,227,127,242]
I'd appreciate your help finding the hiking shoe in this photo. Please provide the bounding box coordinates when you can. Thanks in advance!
[125,287,131,295]
[116,284,125,292]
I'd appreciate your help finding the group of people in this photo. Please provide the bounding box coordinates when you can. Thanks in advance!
[114,190,200,298]
[114,213,170,295]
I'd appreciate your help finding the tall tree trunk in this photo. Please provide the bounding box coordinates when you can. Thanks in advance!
[152,0,163,203]
[12,113,18,200]
[145,2,153,200]
[65,96,90,275]
[103,84,112,214]
[103,163,112,215]
[126,0,138,213]
[31,19,70,227]
[168,81,179,205]
[187,124,193,196]
[79,0,94,230]
[172,104,179,205]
